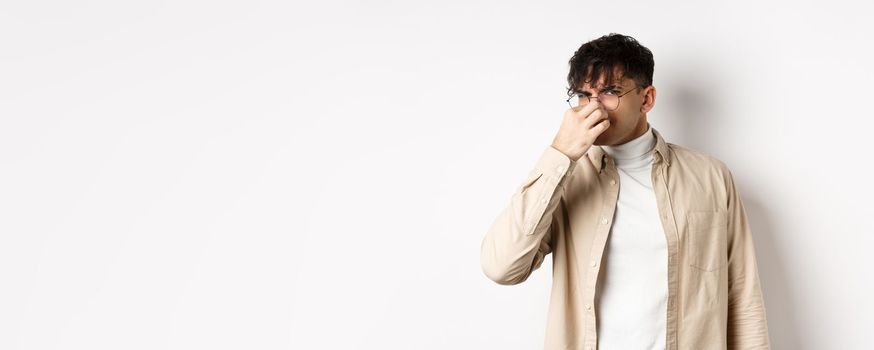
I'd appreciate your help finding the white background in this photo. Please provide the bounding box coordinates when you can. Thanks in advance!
[2,1,872,349]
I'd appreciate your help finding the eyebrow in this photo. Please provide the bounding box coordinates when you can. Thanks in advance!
[575,84,623,94]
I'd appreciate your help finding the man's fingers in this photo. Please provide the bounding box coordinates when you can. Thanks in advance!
[574,99,601,118]
[582,108,608,128]
[594,118,610,133]
[585,117,609,136]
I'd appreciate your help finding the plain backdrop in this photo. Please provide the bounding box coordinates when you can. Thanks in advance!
[2,1,873,349]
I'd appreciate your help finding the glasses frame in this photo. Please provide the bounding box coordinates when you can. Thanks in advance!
[566,86,639,111]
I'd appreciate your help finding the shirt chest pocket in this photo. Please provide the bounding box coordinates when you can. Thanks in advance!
[685,210,728,272]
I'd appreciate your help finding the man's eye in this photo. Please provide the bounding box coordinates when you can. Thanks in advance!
[604,90,619,95]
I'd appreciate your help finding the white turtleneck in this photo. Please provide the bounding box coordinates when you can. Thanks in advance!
[595,123,668,350]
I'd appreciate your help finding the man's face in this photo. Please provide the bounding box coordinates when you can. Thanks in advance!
[576,70,654,146]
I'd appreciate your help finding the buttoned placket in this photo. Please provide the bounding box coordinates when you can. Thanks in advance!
[650,150,681,350]
[582,154,619,350]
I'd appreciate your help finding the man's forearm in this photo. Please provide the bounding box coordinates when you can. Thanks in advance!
[480,146,575,285]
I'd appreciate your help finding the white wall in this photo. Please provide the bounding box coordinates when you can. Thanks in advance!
[2,1,872,349]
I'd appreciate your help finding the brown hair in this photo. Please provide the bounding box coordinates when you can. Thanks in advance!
[566,33,654,96]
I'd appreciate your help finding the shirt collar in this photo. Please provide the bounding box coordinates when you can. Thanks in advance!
[591,124,672,173]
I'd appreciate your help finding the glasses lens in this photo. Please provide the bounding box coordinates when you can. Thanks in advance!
[568,94,586,109]
[568,93,620,111]
[601,95,619,110]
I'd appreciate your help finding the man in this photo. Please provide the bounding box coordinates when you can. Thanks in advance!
[479,33,770,349]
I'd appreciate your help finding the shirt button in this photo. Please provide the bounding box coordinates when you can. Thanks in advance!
[556,165,564,174]
[587,346,593,350]
[601,218,609,225]
[590,261,597,267]
[585,304,592,310]
[541,198,548,204]
[610,179,616,185]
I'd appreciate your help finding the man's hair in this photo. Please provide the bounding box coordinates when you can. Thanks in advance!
[566,33,654,97]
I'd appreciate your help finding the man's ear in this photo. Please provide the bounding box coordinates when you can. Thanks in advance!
[640,86,656,113]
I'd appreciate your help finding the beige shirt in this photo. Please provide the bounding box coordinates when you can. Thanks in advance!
[480,127,771,349]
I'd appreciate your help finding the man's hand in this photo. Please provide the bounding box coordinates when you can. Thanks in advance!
[550,100,611,161]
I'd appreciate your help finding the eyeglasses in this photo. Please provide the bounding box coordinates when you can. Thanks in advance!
[566,86,638,111]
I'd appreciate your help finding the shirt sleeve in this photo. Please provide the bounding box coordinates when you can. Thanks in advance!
[480,145,576,285]
[724,168,772,349]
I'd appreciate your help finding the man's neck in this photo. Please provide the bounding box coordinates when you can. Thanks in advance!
[601,123,655,167]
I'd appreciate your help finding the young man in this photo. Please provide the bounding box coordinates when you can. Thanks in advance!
[479,33,771,349]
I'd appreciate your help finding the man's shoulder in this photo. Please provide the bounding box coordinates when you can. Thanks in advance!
[666,142,732,176]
